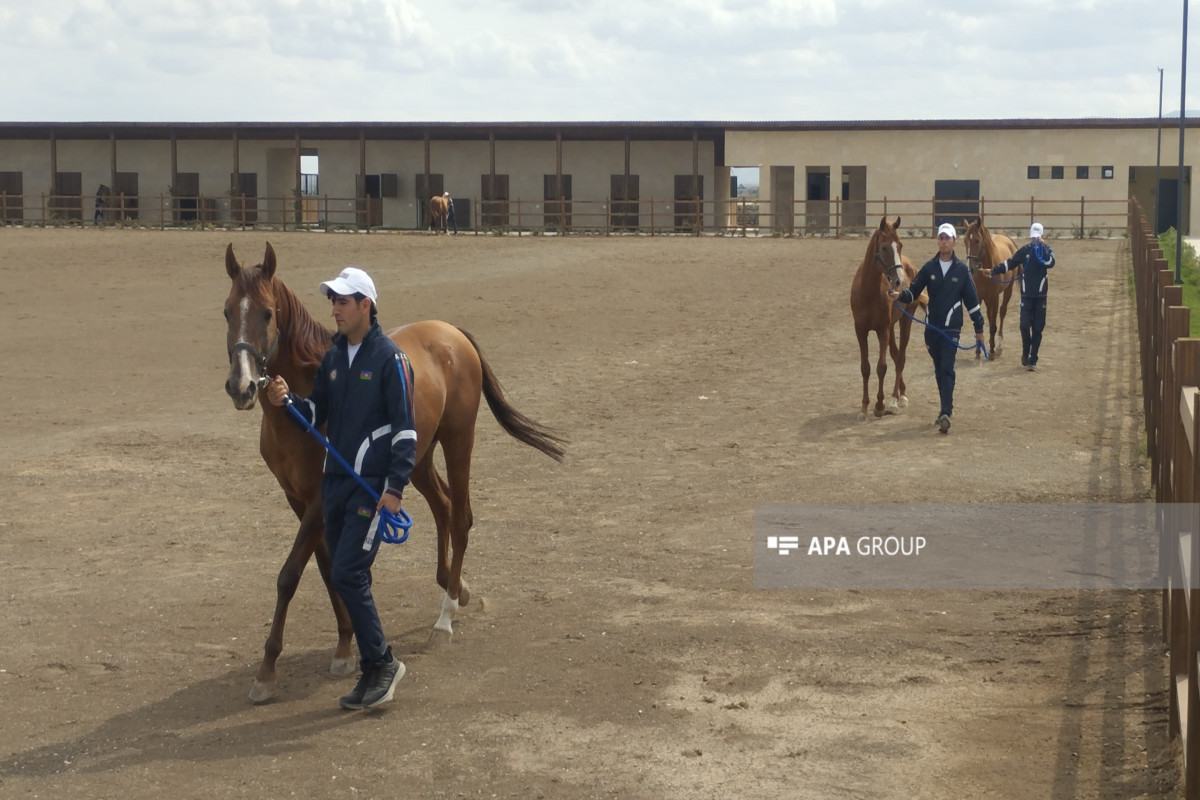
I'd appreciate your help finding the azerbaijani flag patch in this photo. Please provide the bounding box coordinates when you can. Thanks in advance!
[357,506,374,518]
[359,370,373,380]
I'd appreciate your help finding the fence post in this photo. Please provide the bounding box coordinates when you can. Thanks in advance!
[1079,195,1085,239]
[1030,196,1035,229]
[650,197,655,236]
[834,196,841,238]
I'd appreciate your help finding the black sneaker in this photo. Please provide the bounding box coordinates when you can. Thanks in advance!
[1021,354,1029,367]
[339,665,374,710]
[937,414,951,434]
[362,649,406,709]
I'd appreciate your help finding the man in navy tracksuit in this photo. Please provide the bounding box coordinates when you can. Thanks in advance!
[266,266,416,710]
[889,223,985,434]
[444,192,458,234]
[991,222,1056,371]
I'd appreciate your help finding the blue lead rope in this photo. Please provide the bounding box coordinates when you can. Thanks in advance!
[283,399,412,543]
[890,300,988,360]
[266,358,414,545]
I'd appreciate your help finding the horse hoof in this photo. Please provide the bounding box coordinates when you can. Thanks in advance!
[856,411,867,422]
[330,656,357,677]
[898,396,909,408]
[427,628,453,649]
[457,584,471,607]
[873,408,884,418]
[248,680,276,705]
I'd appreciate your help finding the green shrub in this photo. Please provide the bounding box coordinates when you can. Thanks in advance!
[1159,228,1200,336]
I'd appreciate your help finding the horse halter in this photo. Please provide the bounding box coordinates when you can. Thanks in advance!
[229,327,280,385]
[874,237,903,285]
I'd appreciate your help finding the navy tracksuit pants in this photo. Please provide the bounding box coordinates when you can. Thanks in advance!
[322,473,388,667]
[1020,295,1047,366]
[925,327,960,418]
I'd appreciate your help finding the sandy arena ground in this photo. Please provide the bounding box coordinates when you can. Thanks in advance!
[0,228,1180,799]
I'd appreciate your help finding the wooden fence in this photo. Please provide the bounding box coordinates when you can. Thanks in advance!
[0,191,1129,238]
[1132,196,1200,797]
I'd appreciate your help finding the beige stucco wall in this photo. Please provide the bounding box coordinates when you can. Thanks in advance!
[726,126,1200,236]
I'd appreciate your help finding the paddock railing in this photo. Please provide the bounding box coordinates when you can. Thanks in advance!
[0,191,1129,238]
[1131,196,1200,798]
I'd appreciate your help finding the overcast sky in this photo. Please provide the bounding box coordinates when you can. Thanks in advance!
[2,0,1193,122]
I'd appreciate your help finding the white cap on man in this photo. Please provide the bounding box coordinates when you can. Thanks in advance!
[1029,222,1044,239]
[937,222,957,239]
[319,266,377,305]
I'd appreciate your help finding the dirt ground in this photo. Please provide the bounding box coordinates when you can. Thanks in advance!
[0,228,1180,799]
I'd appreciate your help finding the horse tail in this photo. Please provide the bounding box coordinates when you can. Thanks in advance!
[456,326,567,462]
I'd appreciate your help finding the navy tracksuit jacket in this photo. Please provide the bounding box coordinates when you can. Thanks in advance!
[895,253,985,417]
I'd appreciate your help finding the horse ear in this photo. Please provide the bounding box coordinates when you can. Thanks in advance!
[262,242,277,279]
[878,216,889,232]
[894,216,901,230]
[225,243,240,280]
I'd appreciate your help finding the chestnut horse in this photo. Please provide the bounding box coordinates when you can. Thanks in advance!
[962,216,1019,360]
[223,242,566,703]
[429,194,449,234]
[850,217,926,419]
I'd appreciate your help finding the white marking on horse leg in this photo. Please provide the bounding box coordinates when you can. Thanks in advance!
[248,679,275,704]
[434,590,458,634]
[898,395,908,408]
[329,656,356,677]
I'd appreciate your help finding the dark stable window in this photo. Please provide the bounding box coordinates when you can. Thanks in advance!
[1027,166,1040,179]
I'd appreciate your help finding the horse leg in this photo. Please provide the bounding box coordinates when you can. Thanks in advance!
[250,497,352,703]
[997,286,1014,358]
[873,328,888,417]
[891,315,913,409]
[311,528,357,678]
[409,451,459,647]
[856,327,871,421]
[433,429,477,642]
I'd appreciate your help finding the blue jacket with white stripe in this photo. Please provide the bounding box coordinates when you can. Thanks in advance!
[895,253,985,334]
[991,241,1055,297]
[288,321,417,497]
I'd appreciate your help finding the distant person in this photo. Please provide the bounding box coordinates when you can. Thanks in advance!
[94,187,105,224]
[888,223,985,434]
[991,222,1056,371]
[444,192,457,234]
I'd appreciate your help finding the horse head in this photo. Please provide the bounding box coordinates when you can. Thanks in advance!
[963,216,989,270]
[224,242,281,410]
[872,216,906,290]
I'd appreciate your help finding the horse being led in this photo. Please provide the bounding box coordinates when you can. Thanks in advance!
[962,216,1019,360]
[850,217,925,419]
[224,242,566,703]
[428,194,449,234]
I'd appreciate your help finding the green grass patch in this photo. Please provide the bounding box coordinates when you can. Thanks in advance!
[1159,228,1200,336]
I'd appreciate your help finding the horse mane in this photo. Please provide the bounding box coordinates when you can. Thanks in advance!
[272,278,333,371]
[234,265,331,371]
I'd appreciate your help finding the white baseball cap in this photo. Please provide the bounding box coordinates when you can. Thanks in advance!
[1029,222,1044,238]
[937,222,957,239]
[319,266,377,305]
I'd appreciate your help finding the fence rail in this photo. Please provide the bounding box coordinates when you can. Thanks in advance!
[1131,196,1200,798]
[0,191,1130,238]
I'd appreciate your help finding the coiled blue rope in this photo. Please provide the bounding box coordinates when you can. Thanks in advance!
[890,300,988,359]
